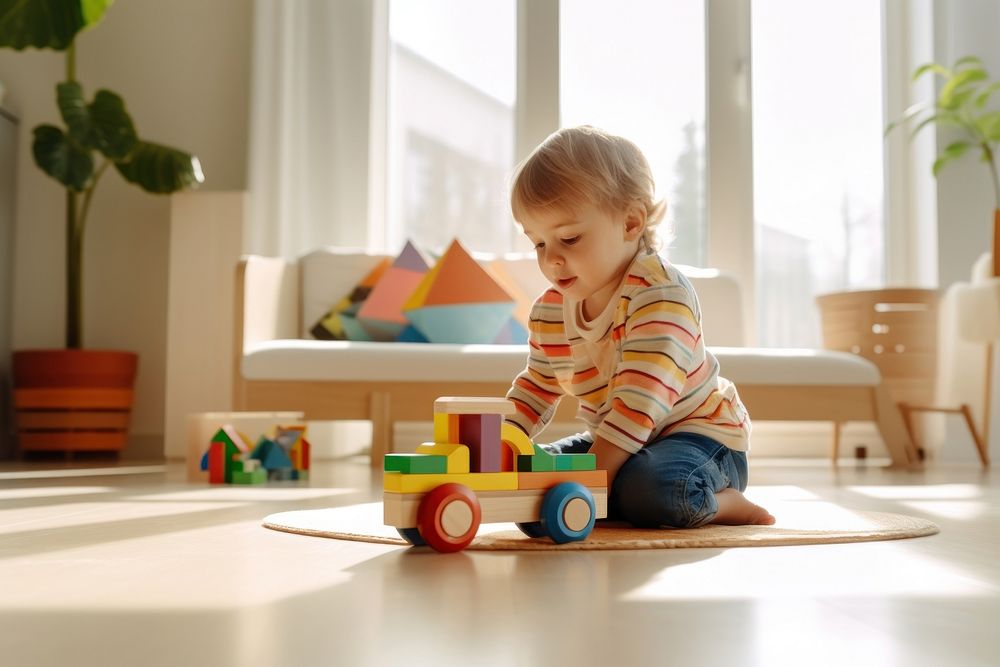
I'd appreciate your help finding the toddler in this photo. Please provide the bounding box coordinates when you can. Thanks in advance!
[504,126,774,528]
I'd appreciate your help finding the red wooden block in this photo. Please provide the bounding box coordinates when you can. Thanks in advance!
[208,441,226,484]
[459,413,502,472]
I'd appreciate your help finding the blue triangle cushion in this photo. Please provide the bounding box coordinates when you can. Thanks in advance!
[406,302,517,344]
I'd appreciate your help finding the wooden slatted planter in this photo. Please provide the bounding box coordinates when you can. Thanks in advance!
[12,350,138,455]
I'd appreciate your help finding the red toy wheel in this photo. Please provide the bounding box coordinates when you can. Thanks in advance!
[416,483,481,553]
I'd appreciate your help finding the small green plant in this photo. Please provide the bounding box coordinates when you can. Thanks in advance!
[0,0,204,348]
[887,55,1000,209]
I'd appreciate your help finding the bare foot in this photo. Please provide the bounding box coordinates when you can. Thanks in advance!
[712,488,776,526]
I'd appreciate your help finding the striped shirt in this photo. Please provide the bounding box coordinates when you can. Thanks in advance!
[505,251,751,454]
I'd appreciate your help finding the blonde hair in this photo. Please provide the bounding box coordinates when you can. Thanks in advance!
[510,125,667,250]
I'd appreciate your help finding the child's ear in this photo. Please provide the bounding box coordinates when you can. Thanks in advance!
[623,202,646,241]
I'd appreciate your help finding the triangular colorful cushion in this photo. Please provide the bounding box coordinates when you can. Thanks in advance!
[310,258,391,340]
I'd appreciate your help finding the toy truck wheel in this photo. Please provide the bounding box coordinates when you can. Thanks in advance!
[396,527,426,546]
[540,481,597,544]
[515,521,547,538]
[417,483,482,553]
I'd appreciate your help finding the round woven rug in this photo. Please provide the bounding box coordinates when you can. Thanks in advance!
[262,500,939,550]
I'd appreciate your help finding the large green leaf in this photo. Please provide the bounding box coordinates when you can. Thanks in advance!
[0,0,114,50]
[56,81,92,144]
[55,83,137,158]
[939,68,988,109]
[955,55,984,70]
[912,62,951,82]
[911,112,966,140]
[32,123,92,190]
[89,89,137,159]
[884,101,929,137]
[114,140,204,194]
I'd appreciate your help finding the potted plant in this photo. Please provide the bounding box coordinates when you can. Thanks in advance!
[1,1,204,454]
[887,55,1000,276]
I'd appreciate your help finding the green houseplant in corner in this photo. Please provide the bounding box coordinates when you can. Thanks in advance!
[887,55,1000,277]
[1,0,204,455]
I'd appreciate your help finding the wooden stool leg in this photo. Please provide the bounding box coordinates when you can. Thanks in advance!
[896,402,923,464]
[959,404,990,469]
[831,422,841,466]
[875,389,921,468]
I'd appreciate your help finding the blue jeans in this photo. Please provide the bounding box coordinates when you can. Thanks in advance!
[543,431,749,528]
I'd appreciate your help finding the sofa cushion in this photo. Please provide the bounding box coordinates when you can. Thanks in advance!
[242,341,880,387]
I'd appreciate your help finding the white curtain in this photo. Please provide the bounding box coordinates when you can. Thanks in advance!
[247,0,378,259]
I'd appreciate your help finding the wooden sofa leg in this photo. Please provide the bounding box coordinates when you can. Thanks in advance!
[872,386,922,469]
[369,391,391,468]
[831,422,841,466]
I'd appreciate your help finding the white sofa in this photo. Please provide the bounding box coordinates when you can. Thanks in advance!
[234,248,920,468]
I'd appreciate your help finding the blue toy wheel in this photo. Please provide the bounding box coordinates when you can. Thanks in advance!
[397,526,426,546]
[539,481,597,544]
[515,521,547,538]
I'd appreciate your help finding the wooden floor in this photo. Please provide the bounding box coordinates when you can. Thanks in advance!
[1,457,998,667]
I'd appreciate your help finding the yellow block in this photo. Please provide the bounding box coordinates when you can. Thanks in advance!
[500,422,534,456]
[414,441,470,473]
[433,412,460,444]
[383,471,518,493]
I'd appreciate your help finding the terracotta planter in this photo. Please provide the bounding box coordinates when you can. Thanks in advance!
[12,349,138,454]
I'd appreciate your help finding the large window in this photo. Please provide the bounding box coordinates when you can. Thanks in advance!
[382,1,894,348]
[387,0,517,254]
[751,0,885,347]
[560,0,707,266]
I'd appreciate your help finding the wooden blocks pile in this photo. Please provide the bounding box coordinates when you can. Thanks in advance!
[200,423,310,485]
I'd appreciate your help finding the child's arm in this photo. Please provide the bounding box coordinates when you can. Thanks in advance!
[505,290,567,437]
[589,435,632,487]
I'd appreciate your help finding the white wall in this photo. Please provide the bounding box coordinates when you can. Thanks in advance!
[0,0,252,458]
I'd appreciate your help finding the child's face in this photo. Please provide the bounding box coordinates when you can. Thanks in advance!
[519,200,645,318]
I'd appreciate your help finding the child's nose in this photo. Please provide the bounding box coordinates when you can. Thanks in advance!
[543,248,563,267]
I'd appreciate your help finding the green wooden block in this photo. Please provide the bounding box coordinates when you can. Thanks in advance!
[554,455,574,471]
[570,453,597,470]
[520,444,554,471]
[232,469,266,484]
[384,453,447,474]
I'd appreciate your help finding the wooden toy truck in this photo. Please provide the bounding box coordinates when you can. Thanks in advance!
[383,397,608,552]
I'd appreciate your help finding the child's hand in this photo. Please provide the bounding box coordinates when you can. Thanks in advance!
[589,437,631,488]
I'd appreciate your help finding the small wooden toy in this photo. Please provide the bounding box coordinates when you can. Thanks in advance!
[200,423,310,484]
[383,396,608,552]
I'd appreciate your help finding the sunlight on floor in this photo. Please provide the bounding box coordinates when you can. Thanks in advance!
[744,484,824,502]
[0,465,167,480]
[0,486,116,500]
[0,519,364,611]
[0,501,248,534]
[752,598,898,666]
[621,545,994,601]
[846,484,982,500]
[898,500,986,521]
